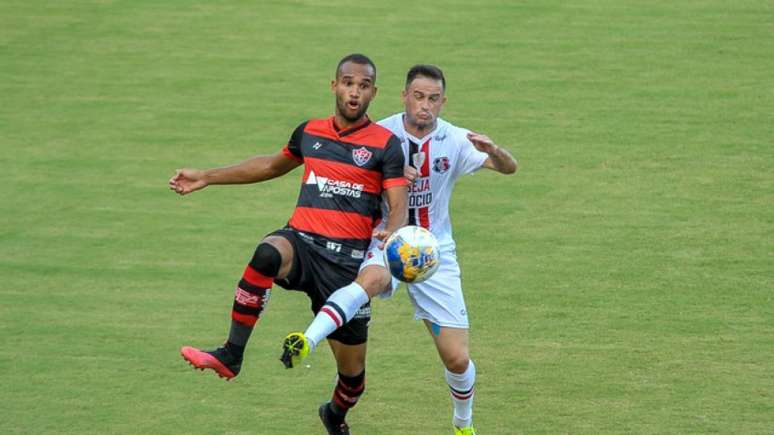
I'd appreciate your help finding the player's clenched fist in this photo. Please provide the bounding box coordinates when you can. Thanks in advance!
[169,168,208,195]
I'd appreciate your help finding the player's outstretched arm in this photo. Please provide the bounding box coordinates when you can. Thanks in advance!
[467,132,518,175]
[372,184,408,244]
[169,151,302,195]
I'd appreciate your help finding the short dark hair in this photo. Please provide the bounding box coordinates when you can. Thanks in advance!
[336,53,376,80]
[405,64,446,91]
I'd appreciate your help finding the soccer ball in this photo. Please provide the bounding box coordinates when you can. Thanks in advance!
[383,226,440,283]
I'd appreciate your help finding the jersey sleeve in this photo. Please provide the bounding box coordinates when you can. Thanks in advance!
[453,128,489,179]
[376,113,399,130]
[281,121,307,162]
[381,134,408,189]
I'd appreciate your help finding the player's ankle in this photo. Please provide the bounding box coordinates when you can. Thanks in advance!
[225,341,245,359]
[307,338,317,353]
[328,402,346,421]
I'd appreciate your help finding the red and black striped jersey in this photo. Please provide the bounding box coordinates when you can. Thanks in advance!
[281,116,406,252]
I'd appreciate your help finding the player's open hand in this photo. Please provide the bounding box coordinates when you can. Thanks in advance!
[467,132,498,154]
[169,169,208,195]
[372,229,392,249]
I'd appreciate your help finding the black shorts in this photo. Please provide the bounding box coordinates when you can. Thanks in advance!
[268,228,370,345]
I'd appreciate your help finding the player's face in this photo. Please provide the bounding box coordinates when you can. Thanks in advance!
[331,62,377,124]
[402,76,446,131]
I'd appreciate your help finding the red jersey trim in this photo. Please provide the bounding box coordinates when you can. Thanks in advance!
[289,207,374,240]
[281,144,303,162]
[383,177,408,189]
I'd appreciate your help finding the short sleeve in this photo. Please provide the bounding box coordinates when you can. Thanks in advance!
[453,128,489,178]
[281,121,307,162]
[381,135,408,189]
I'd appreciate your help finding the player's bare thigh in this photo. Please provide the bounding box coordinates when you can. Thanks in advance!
[262,235,294,279]
[327,339,367,376]
[423,319,470,374]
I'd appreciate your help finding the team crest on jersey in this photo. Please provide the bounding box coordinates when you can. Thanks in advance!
[352,147,373,167]
[433,156,450,173]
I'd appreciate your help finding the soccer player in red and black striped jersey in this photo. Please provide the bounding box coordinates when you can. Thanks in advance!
[169,54,407,435]
[285,65,518,435]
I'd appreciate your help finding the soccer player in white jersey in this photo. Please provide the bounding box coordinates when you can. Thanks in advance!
[281,65,517,435]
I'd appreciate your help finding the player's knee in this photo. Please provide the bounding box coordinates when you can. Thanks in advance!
[356,266,390,297]
[249,242,282,277]
[444,352,471,374]
[339,361,366,377]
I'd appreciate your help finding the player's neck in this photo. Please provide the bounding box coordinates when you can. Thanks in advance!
[333,113,369,132]
[402,116,437,140]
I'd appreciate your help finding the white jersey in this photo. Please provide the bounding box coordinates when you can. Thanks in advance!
[361,113,492,327]
[377,113,489,251]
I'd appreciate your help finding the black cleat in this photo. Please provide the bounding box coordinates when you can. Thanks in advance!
[319,402,350,435]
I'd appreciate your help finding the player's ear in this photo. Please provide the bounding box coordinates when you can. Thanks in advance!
[372,85,378,98]
[401,88,408,104]
[330,79,337,92]
[442,95,448,106]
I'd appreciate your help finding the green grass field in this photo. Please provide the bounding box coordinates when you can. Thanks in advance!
[2,1,773,433]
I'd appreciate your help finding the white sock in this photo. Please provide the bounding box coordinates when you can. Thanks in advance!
[304,282,369,351]
[445,359,476,428]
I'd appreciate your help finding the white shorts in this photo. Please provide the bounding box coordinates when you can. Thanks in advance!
[361,240,469,329]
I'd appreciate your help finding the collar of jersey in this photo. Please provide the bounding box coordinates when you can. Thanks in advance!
[329,115,372,137]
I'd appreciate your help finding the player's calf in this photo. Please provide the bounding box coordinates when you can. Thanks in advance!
[298,282,370,354]
[225,242,279,356]
[318,369,365,435]
[297,266,389,357]
[427,323,477,431]
[446,360,476,431]
[181,242,281,379]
